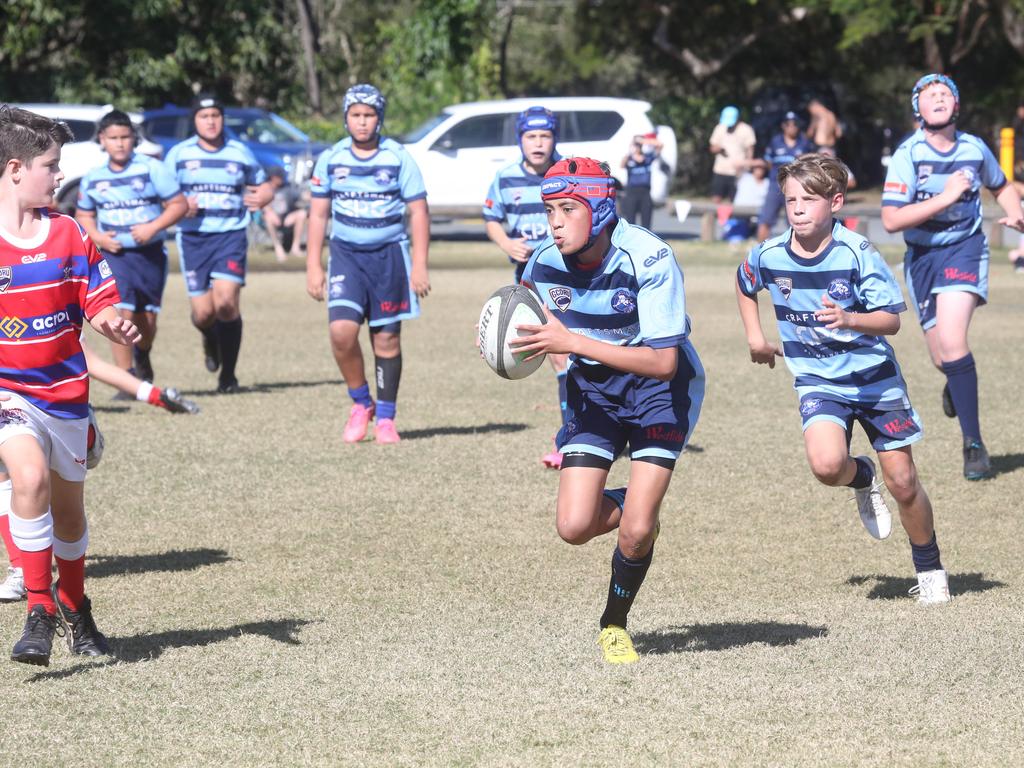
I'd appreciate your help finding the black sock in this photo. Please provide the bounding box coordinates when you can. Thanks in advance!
[845,456,874,489]
[218,317,243,385]
[599,545,653,630]
[374,354,402,418]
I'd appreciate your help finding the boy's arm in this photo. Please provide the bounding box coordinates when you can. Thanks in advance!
[88,305,140,346]
[407,198,430,298]
[130,193,189,245]
[735,277,782,367]
[881,171,972,232]
[816,298,900,335]
[992,183,1024,231]
[305,196,330,301]
[74,209,122,253]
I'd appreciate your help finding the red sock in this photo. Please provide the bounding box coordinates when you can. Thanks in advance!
[20,546,55,613]
[0,515,21,568]
[148,387,164,407]
[56,555,85,610]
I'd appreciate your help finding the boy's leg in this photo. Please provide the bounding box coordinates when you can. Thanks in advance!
[329,319,375,443]
[639,192,653,230]
[555,461,616,545]
[286,210,307,256]
[542,355,570,469]
[370,328,402,443]
[211,279,243,392]
[0,476,26,601]
[189,291,220,374]
[264,208,287,261]
[131,310,158,382]
[803,421,859,486]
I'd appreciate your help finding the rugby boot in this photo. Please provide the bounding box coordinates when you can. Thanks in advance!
[52,585,110,657]
[598,625,639,664]
[852,456,892,540]
[156,387,201,414]
[202,332,221,373]
[963,438,991,481]
[0,567,26,602]
[10,604,61,666]
[343,403,374,443]
[375,418,401,444]
[909,569,952,605]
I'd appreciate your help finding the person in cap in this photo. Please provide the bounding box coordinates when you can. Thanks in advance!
[620,132,665,230]
[164,94,273,393]
[881,74,1024,480]
[305,84,430,445]
[511,157,705,665]
[709,106,756,203]
[755,110,815,242]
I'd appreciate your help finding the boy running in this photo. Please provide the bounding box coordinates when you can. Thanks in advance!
[483,106,568,468]
[512,158,705,664]
[0,105,140,664]
[165,95,272,393]
[76,110,188,383]
[881,74,1024,480]
[737,153,951,604]
[305,84,430,444]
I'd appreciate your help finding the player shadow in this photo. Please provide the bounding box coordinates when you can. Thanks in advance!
[26,618,312,682]
[632,621,828,655]
[988,452,1024,478]
[86,548,234,579]
[845,572,1007,600]
[90,404,131,414]
[398,422,529,440]
[186,379,339,396]
[683,443,704,454]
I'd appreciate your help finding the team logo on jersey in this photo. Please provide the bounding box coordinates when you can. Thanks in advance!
[333,166,350,181]
[63,265,73,281]
[185,160,202,172]
[827,278,852,301]
[0,316,28,338]
[916,164,932,185]
[32,310,71,332]
[131,177,146,192]
[95,181,111,194]
[98,260,112,279]
[0,408,28,426]
[225,162,239,175]
[611,289,636,314]
[549,286,572,312]
[0,267,11,293]
[884,181,907,195]
[329,274,345,298]
[774,277,793,300]
[800,398,823,417]
[373,168,393,185]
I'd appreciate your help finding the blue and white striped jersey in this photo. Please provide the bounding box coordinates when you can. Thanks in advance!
[77,153,181,248]
[737,221,911,408]
[522,219,689,381]
[310,137,426,247]
[882,129,1006,247]
[164,137,266,234]
[764,133,815,173]
[482,161,549,248]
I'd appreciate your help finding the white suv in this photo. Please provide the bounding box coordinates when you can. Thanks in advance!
[10,103,163,213]
[400,97,677,212]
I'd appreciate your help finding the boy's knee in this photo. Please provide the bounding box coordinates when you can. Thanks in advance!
[556,517,592,545]
[883,465,918,504]
[808,455,848,486]
[9,463,48,507]
[617,526,655,559]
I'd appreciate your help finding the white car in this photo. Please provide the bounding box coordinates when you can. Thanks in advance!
[400,97,677,213]
[11,103,163,213]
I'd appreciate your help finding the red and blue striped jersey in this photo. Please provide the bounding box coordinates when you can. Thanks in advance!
[0,210,120,419]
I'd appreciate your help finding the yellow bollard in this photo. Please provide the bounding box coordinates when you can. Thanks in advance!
[1000,127,1014,180]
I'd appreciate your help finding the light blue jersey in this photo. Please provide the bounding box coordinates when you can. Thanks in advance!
[165,136,266,234]
[882,129,1006,247]
[310,137,426,247]
[77,153,181,248]
[482,162,549,247]
[737,221,911,409]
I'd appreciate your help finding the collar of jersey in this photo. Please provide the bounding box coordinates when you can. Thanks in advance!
[782,220,842,267]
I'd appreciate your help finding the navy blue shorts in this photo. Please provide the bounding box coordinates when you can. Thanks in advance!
[757,182,785,228]
[327,239,419,329]
[799,394,923,451]
[903,230,989,331]
[556,341,705,463]
[102,243,168,313]
[176,229,248,296]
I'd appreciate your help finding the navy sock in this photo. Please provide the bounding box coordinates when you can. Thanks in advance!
[556,370,568,425]
[602,487,627,513]
[599,545,653,630]
[845,456,874,489]
[217,317,242,385]
[348,384,373,409]
[910,532,943,573]
[941,353,981,441]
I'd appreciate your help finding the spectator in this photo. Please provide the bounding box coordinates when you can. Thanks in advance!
[756,111,816,242]
[620,133,664,229]
[724,161,770,241]
[260,166,308,262]
[709,106,756,203]
[806,98,843,156]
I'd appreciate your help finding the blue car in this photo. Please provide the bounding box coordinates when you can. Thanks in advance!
[141,105,330,184]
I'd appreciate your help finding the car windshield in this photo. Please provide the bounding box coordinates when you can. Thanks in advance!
[225,113,309,144]
[399,112,451,144]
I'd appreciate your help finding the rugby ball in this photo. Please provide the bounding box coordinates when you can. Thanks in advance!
[478,285,548,379]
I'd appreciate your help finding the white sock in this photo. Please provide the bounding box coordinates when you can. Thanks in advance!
[9,510,53,552]
[53,526,88,560]
[136,381,154,402]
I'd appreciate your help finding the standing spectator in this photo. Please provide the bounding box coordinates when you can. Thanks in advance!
[756,111,816,242]
[259,166,308,263]
[619,133,664,229]
[806,98,843,156]
[709,106,756,203]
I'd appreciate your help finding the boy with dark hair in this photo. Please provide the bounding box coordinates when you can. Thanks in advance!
[0,105,140,664]
[737,153,951,604]
[756,111,815,242]
[76,109,187,383]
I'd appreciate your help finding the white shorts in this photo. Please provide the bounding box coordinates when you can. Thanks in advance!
[0,391,88,482]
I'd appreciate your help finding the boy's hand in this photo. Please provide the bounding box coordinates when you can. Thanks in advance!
[410,264,431,298]
[748,338,783,368]
[510,306,575,360]
[998,213,1024,232]
[243,186,263,211]
[185,196,200,217]
[816,296,851,330]
[104,316,141,346]
[96,232,122,253]
[941,170,972,201]
[506,237,532,264]
[306,264,326,301]
[130,222,158,245]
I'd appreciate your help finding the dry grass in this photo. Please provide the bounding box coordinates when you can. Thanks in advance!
[1,240,1022,767]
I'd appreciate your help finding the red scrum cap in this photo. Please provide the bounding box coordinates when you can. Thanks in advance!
[540,157,617,239]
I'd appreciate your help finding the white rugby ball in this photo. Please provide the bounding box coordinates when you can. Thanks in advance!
[478,285,548,379]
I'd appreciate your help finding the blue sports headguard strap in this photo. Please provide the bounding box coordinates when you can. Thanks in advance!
[344,84,386,135]
[912,74,959,127]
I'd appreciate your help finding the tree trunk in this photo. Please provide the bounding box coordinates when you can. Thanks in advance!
[295,0,322,115]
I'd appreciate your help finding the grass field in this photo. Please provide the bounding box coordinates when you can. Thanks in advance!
[2,239,1023,767]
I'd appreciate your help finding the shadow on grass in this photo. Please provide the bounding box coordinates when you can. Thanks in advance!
[398,422,529,440]
[632,621,827,655]
[845,571,1007,600]
[90,404,131,414]
[86,548,234,579]
[27,618,312,682]
[186,378,340,397]
[989,452,1024,477]
[684,443,704,454]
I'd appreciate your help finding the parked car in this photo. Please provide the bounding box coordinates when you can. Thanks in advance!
[141,105,329,187]
[399,97,678,212]
[10,103,164,214]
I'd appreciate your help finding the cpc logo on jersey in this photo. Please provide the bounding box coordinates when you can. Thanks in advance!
[32,310,72,332]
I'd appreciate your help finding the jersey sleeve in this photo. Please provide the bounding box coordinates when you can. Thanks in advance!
[75,174,95,212]
[736,246,764,297]
[637,248,688,348]
[163,144,181,183]
[148,157,182,200]
[79,226,121,318]
[310,149,331,199]
[854,246,906,313]
[882,146,915,207]
[482,174,506,222]
[398,151,426,202]
[978,141,1008,190]
[241,146,267,186]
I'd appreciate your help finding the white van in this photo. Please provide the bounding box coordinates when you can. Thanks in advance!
[400,97,677,213]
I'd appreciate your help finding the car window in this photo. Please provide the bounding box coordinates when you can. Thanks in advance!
[64,119,96,143]
[226,114,305,144]
[400,112,450,144]
[146,116,184,139]
[559,111,625,142]
[435,114,511,150]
